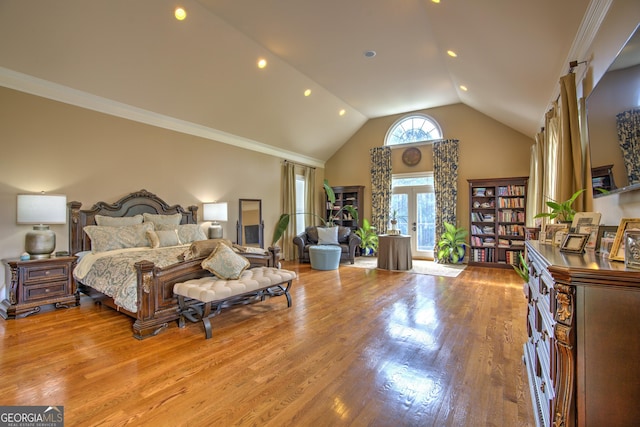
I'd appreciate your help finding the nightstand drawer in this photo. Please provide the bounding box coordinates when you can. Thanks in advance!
[24,265,69,283]
[22,281,68,302]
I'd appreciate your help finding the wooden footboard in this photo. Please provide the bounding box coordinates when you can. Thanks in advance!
[131,247,280,339]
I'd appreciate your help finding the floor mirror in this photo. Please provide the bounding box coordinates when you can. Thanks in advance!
[237,199,263,248]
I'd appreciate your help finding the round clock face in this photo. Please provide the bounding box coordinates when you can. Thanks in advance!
[402,147,422,166]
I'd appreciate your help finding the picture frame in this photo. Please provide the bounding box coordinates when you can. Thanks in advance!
[560,233,589,253]
[570,212,601,233]
[609,218,640,261]
[576,224,599,250]
[595,225,618,255]
[541,223,570,245]
[624,230,640,269]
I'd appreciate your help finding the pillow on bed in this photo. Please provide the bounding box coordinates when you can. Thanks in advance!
[182,239,233,260]
[201,242,250,280]
[142,213,182,227]
[95,214,143,227]
[84,222,154,253]
[157,224,207,244]
[147,229,181,248]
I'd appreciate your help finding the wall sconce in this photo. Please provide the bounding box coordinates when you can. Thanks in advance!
[17,193,67,259]
[203,202,228,239]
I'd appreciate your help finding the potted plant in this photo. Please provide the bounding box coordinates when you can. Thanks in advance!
[354,218,378,256]
[436,221,468,264]
[512,252,529,283]
[534,189,585,223]
[271,179,358,246]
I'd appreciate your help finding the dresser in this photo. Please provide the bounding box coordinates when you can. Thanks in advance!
[524,241,640,427]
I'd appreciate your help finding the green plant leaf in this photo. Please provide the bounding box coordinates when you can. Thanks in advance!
[271,214,290,246]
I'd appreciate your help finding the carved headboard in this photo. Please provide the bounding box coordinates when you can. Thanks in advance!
[68,189,198,255]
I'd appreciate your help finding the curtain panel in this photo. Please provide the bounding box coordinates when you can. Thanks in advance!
[558,73,591,212]
[280,162,297,260]
[616,108,640,186]
[433,139,459,261]
[369,147,392,234]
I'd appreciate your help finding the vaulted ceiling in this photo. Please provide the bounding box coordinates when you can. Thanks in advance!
[0,0,597,166]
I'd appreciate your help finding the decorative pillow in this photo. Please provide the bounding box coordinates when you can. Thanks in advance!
[182,239,233,260]
[147,229,181,248]
[306,227,319,244]
[143,213,182,226]
[84,223,154,253]
[317,226,339,245]
[157,224,207,244]
[201,242,250,280]
[95,214,143,227]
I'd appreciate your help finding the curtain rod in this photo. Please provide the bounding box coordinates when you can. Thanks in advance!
[283,159,316,169]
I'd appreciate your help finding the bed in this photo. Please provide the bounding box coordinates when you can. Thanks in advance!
[69,189,279,339]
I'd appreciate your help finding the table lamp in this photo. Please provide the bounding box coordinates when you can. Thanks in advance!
[203,202,227,239]
[17,193,67,259]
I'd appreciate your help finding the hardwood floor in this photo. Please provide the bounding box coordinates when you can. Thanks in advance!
[0,262,534,426]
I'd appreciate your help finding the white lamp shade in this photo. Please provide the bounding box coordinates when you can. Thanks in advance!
[203,202,228,222]
[17,194,67,225]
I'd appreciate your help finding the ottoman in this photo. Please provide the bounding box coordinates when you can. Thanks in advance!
[309,245,341,270]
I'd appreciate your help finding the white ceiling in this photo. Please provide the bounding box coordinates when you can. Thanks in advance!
[0,0,597,166]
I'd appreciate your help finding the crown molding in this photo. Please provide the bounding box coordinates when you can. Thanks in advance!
[0,66,325,168]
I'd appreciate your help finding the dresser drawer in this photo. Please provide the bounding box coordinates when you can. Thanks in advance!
[22,280,69,302]
[23,264,69,283]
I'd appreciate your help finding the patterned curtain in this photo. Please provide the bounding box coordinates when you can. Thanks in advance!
[616,108,640,186]
[370,147,392,234]
[433,139,459,262]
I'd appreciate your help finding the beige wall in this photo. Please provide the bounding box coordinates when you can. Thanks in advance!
[0,87,314,299]
[325,103,533,237]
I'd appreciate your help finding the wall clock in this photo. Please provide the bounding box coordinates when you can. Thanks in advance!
[402,147,421,166]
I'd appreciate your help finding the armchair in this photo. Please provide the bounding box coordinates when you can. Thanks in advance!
[293,225,361,264]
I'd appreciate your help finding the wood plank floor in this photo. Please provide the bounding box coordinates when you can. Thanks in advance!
[0,262,534,426]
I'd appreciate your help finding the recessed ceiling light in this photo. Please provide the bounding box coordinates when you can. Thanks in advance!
[447,50,457,58]
[257,58,267,69]
[339,109,346,116]
[364,50,376,58]
[432,0,441,4]
[304,89,312,97]
[175,7,187,21]
[459,85,468,91]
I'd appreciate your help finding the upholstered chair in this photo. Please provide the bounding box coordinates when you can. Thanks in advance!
[293,225,361,264]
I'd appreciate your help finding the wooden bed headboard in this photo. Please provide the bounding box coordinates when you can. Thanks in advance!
[68,189,198,255]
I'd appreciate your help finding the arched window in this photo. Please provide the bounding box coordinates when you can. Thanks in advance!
[385,114,442,146]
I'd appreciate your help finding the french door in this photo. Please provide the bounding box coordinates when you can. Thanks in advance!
[391,174,435,259]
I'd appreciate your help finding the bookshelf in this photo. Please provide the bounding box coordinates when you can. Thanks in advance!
[325,185,364,232]
[468,177,527,268]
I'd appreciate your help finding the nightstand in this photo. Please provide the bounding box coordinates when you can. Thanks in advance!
[1,256,79,319]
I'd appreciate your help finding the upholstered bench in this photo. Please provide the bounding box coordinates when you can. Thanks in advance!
[173,266,296,339]
[308,245,341,270]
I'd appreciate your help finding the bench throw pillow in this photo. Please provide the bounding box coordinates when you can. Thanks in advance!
[317,226,339,245]
[201,242,250,280]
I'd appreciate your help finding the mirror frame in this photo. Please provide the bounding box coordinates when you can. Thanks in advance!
[587,24,640,198]
[237,199,264,248]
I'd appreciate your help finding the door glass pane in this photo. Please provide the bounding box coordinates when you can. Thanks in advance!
[391,194,408,235]
[417,192,435,251]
